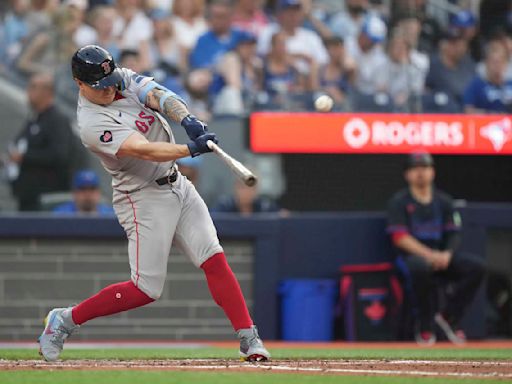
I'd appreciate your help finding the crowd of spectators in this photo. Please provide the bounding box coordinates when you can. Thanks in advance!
[1,0,512,117]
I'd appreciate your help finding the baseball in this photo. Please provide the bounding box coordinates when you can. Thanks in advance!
[314,95,334,112]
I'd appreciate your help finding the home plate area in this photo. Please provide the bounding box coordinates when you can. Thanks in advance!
[2,359,512,379]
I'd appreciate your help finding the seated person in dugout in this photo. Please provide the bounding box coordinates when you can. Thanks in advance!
[386,152,486,345]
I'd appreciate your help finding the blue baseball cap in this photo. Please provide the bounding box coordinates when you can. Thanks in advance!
[361,15,387,43]
[277,0,301,10]
[450,10,477,28]
[73,170,100,189]
[236,31,258,46]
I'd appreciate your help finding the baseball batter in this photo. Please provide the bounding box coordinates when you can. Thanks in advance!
[38,45,270,362]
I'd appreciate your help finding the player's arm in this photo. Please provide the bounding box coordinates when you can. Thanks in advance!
[116,132,215,161]
[136,80,207,140]
[146,88,189,122]
[393,234,436,261]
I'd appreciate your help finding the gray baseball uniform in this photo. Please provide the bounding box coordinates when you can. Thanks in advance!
[78,68,223,299]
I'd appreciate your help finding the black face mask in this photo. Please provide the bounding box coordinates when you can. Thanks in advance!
[347,5,366,15]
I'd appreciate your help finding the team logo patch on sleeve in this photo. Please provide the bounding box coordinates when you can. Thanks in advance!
[100,130,113,143]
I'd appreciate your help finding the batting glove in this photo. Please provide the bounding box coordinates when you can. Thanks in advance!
[187,133,218,157]
[181,114,207,140]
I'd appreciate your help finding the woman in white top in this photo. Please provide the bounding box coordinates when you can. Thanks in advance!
[171,0,207,51]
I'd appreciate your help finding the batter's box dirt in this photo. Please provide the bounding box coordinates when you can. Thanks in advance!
[1,359,512,380]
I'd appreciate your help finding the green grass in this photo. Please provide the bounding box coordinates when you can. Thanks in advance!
[1,347,510,384]
[0,371,504,384]
[1,347,511,361]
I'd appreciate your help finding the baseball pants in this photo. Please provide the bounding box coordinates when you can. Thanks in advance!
[397,251,486,331]
[113,172,223,299]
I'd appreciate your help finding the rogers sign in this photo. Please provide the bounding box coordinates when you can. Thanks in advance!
[250,112,512,154]
[343,118,464,148]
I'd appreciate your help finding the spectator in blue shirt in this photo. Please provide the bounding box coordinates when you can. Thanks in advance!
[464,44,512,114]
[189,0,247,69]
[1,0,30,67]
[53,170,114,215]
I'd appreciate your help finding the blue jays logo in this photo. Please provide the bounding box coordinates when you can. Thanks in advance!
[480,118,512,152]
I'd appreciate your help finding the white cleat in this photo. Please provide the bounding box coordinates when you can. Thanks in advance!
[38,307,78,362]
[237,325,271,362]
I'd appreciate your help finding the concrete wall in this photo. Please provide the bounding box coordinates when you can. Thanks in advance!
[0,238,253,341]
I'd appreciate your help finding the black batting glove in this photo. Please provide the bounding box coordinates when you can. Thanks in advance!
[187,133,218,157]
[181,114,207,140]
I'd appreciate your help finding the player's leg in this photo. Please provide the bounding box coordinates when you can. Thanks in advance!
[39,187,179,361]
[173,175,270,361]
[435,252,486,343]
[399,254,437,345]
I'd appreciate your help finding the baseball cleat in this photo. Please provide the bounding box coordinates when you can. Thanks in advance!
[415,330,436,346]
[237,325,270,362]
[435,313,466,345]
[38,307,78,361]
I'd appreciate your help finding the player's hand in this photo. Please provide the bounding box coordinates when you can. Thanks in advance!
[181,114,207,140]
[429,251,452,271]
[187,133,218,157]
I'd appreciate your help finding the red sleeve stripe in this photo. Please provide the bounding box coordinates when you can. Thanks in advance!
[392,231,409,245]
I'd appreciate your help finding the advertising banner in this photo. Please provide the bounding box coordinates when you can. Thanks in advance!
[250,112,512,154]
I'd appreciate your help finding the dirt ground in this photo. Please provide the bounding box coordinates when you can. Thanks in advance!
[1,358,512,380]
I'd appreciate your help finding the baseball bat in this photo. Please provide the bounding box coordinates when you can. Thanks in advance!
[206,140,257,186]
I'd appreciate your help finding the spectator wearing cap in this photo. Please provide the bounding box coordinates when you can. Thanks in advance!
[329,0,368,42]
[189,0,247,70]
[318,36,355,110]
[232,0,269,38]
[53,170,114,215]
[260,31,307,110]
[257,0,328,76]
[450,9,482,62]
[464,43,512,114]
[387,152,485,346]
[375,31,427,111]
[345,14,388,95]
[425,29,476,110]
[211,31,262,115]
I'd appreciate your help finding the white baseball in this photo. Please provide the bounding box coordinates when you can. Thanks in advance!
[314,95,334,112]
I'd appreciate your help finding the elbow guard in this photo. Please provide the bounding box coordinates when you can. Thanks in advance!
[137,80,187,110]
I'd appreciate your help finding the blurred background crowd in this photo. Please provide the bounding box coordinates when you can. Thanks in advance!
[1,0,511,117]
[0,0,511,213]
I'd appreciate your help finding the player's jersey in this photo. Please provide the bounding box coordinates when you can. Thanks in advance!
[386,188,461,251]
[78,68,177,192]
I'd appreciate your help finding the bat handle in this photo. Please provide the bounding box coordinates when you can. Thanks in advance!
[207,140,216,151]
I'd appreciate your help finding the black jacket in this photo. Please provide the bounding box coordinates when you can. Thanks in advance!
[13,105,73,210]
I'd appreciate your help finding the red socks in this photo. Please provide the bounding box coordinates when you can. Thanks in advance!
[71,280,154,325]
[201,252,253,331]
[71,253,252,330]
